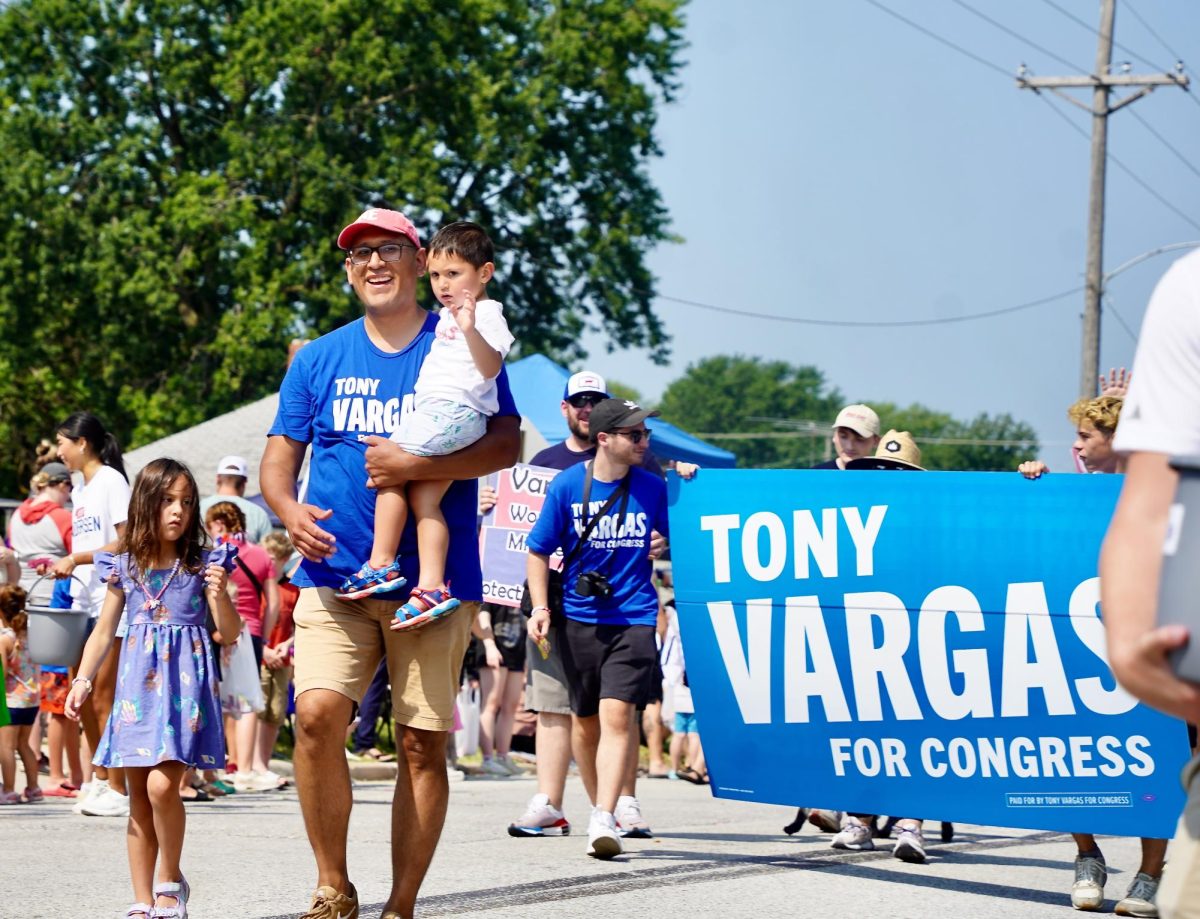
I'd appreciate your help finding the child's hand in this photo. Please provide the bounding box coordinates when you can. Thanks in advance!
[64,680,90,721]
[450,291,477,333]
[205,563,228,599]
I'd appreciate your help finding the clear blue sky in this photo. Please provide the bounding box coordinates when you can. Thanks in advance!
[582,0,1200,463]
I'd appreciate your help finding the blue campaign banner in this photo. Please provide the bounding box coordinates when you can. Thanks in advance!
[666,470,1190,838]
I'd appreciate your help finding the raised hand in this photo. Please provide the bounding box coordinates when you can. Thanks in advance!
[451,291,477,333]
[1099,367,1131,399]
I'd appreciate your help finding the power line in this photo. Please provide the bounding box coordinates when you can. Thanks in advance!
[655,286,1083,328]
[950,0,1086,73]
[1100,293,1139,343]
[1123,0,1186,68]
[1037,0,1169,73]
[862,0,1015,79]
[1033,91,1200,234]
[1127,107,1200,182]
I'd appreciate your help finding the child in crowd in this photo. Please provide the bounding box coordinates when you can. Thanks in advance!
[65,457,241,919]
[0,585,42,803]
[660,599,706,783]
[245,531,299,791]
[337,221,516,630]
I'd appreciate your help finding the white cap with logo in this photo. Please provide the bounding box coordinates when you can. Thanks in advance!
[833,404,881,438]
[564,371,609,400]
[216,455,249,478]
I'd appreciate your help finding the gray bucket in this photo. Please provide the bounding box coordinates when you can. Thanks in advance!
[26,574,90,668]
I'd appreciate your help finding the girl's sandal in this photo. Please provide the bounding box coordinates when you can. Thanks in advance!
[23,786,44,803]
[151,877,190,918]
[393,587,460,632]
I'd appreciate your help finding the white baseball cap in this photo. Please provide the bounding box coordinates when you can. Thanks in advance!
[564,370,609,400]
[833,404,881,438]
[216,455,249,478]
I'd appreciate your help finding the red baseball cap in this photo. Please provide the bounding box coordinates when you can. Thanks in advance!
[337,208,421,250]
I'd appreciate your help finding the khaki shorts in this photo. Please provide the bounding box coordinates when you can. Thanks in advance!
[1160,753,1200,919]
[524,622,572,716]
[258,662,294,726]
[293,587,475,732]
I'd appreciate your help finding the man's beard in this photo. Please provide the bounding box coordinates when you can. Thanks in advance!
[567,415,589,441]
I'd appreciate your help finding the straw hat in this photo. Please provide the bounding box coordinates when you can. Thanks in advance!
[845,430,924,471]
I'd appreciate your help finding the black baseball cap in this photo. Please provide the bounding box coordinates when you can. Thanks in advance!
[589,398,660,440]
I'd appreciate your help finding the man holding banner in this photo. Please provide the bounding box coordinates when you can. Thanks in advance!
[525,398,693,859]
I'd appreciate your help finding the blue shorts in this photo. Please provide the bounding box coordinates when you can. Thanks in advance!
[674,711,698,734]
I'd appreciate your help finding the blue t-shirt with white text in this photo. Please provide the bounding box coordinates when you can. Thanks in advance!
[526,463,667,627]
[268,315,518,596]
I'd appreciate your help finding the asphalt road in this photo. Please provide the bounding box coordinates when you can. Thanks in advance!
[7,767,1152,918]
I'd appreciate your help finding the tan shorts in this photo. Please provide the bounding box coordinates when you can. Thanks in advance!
[258,662,294,726]
[293,587,475,732]
[1160,753,1200,919]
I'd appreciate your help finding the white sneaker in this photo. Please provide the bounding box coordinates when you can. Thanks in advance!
[250,770,286,791]
[498,754,524,776]
[507,793,570,837]
[82,784,130,817]
[614,795,653,838]
[480,757,511,776]
[71,781,96,816]
[586,809,623,859]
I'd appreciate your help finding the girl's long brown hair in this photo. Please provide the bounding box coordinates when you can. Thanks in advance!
[0,585,27,634]
[119,458,207,578]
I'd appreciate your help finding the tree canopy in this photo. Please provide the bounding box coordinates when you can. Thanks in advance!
[656,355,1039,471]
[0,0,685,492]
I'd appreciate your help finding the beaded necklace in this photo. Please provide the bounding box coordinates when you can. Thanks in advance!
[133,558,181,615]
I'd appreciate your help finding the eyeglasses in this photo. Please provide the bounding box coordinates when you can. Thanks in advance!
[567,393,606,409]
[615,429,652,444]
[347,243,415,266]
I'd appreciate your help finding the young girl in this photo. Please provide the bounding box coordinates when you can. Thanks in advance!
[0,584,42,804]
[65,458,241,919]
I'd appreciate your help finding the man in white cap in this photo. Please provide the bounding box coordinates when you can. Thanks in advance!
[199,455,273,543]
[812,404,882,470]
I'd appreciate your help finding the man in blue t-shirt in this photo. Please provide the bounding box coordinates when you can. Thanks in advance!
[261,207,519,919]
[506,369,663,843]
[526,397,694,860]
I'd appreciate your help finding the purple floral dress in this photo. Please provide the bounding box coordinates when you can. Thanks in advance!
[92,545,237,769]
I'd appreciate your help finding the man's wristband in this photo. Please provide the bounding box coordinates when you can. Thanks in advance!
[72,677,93,693]
[531,606,552,615]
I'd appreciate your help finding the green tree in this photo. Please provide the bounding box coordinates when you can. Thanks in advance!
[875,403,1038,472]
[655,355,1039,471]
[656,355,845,468]
[0,0,685,492]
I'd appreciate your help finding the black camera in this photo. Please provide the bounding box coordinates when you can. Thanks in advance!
[575,570,613,599]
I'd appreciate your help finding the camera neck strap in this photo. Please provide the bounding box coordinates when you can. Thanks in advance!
[562,461,632,570]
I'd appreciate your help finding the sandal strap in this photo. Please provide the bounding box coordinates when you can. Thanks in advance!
[126,905,154,917]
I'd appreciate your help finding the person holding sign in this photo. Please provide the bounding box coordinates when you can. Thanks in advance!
[525,398,695,859]
[1020,395,1167,915]
[1102,248,1200,919]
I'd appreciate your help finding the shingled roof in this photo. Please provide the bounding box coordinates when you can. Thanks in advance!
[123,393,295,496]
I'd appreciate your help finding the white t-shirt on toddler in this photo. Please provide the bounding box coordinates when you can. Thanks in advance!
[412,299,515,416]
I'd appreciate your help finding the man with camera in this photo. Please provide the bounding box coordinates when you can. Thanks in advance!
[525,398,696,860]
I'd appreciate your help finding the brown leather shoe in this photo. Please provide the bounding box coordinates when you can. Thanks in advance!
[300,883,358,919]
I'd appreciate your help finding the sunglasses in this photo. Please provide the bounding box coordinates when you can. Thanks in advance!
[615,429,652,444]
[567,393,606,409]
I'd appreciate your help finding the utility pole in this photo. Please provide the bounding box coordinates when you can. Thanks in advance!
[1017,0,1188,398]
